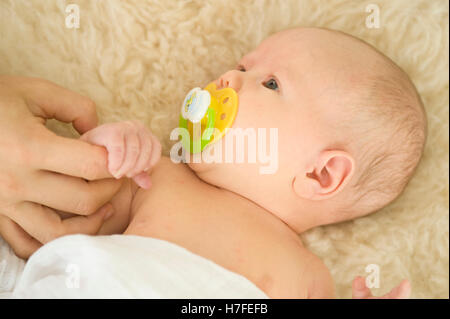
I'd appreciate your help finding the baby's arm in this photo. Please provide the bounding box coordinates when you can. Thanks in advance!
[78,120,162,234]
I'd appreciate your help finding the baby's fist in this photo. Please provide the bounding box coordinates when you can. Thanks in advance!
[80,120,162,189]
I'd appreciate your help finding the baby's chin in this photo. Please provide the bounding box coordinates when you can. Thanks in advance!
[185,156,226,175]
[186,157,241,184]
[186,161,210,173]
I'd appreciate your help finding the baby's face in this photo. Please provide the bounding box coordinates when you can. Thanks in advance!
[189,28,362,226]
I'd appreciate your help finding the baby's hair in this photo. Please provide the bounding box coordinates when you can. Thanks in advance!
[332,32,428,221]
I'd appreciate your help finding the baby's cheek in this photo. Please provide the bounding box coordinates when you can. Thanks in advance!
[230,94,256,129]
[237,95,281,129]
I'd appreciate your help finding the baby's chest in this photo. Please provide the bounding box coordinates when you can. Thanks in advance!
[129,159,211,224]
[126,160,250,257]
[125,158,312,298]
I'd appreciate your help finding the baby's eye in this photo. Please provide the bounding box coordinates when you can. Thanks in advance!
[263,78,279,91]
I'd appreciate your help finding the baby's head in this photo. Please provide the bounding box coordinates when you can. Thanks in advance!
[188,27,427,232]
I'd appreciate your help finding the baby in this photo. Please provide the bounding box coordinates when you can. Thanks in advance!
[71,27,426,298]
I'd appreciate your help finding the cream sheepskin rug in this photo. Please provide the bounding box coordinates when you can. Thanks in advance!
[0,0,448,298]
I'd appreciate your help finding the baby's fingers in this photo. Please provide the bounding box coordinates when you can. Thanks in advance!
[115,126,140,178]
[148,134,162,168]
[132,172,152,189]
[106,132,126,177]
[127,127,153,178]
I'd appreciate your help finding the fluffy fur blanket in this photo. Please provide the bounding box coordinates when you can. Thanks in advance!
[0,0,448,298]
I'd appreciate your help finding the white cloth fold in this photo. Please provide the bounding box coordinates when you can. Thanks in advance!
[0,236,25,299]
[10,234,268,299]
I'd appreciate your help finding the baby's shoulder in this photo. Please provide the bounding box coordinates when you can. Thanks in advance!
[301,249,335,298]
[263,239,335,298]
[152,156,206,185]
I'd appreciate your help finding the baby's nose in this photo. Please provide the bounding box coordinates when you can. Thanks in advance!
[215,70,242,92]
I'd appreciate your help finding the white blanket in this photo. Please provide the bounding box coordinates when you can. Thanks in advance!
[0,237,25,298]
[7,234,268,298]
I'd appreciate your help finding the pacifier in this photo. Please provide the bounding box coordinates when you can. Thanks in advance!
[179,82,239,153]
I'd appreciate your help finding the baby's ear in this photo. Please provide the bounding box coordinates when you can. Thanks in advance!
[292,150,355,201]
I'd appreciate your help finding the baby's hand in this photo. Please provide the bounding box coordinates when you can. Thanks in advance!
[80,121,162,189]
[352,276,411,299]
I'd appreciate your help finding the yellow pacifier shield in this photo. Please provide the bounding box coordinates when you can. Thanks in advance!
[179,82,239,154]
[203,82,239,143]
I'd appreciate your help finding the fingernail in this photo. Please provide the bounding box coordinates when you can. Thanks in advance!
[112,170,122,179]
[112,171,120,179]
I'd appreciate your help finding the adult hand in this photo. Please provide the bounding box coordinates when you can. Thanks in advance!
[0,76,123,258]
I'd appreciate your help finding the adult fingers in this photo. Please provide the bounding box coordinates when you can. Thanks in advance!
[36,132,113,180]
[16,76,98,134]
[24,170,123,215]
[3,202,114,244]
[0,215,42,260]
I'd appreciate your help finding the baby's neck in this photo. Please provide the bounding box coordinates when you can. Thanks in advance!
[192,169,317,234]
[128,157,301,242]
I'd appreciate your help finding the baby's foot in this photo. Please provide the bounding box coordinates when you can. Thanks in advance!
[352,276,411,299]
